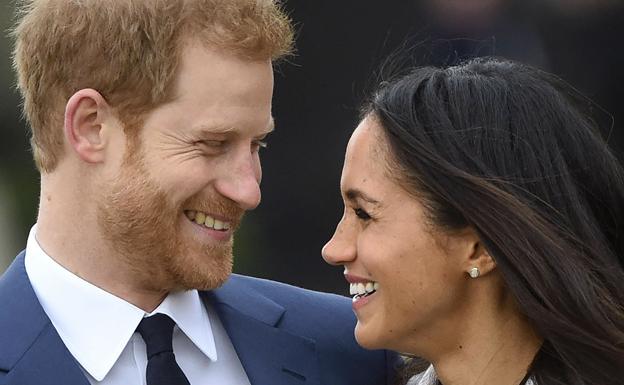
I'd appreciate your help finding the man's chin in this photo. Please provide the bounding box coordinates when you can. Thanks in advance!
[194,273,231,291]
[187,265,232,291]
[169,252,233,292]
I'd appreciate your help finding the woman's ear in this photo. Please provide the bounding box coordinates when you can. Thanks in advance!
[64,88,113,164]
[463,233,496,279]
[448,227,496,279]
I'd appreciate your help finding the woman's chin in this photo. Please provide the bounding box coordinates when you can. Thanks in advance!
[354,323,385,350]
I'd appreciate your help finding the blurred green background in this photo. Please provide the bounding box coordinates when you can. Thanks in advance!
[0,0,39,272]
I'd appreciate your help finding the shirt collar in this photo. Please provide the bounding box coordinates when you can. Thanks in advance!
[413,365,438,385]
[150,288,218,363]
[24,225,218,381]
[412,365,536,385]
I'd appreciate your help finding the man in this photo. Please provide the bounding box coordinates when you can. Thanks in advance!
[0,1,397,384]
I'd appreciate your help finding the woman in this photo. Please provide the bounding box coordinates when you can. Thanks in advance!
[322,57,624,385]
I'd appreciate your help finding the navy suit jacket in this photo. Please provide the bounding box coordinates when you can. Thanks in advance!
[0,252,397,385]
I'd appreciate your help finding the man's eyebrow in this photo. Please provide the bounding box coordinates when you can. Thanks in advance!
[191,118,276,137]
[345,188,380,205]
[192,124,236,135]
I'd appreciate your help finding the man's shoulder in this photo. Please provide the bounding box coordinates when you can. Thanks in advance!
[0,251,76,379]
[210,274,399,385]
[226,273,350,308]
[0,251,48,344]
[213,273,356,335]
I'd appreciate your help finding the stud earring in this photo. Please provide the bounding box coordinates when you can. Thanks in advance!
[469,267,480,278]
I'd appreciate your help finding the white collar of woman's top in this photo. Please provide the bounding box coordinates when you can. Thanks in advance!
[407,365,536,385]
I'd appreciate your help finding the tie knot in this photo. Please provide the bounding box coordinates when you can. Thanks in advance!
[137,314,176,359]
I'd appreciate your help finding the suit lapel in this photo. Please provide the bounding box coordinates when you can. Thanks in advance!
[0,252,90,385]
[202,276,320,385]
[1,255,321,385]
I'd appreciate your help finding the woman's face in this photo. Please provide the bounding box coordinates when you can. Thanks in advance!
[322,116,475,354]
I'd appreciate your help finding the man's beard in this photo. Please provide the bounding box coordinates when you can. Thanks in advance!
[96,151,244,292]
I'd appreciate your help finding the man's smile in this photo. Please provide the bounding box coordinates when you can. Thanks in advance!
[184,210,232,231]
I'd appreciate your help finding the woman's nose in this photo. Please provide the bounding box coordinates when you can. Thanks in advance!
[322,219,356,266]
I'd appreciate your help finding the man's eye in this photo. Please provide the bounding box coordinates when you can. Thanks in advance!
[201,140,224,147]
[354,208,371,220]
[196,140,227,155]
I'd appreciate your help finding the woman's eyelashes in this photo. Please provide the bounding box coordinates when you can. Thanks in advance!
[354,207,372,221]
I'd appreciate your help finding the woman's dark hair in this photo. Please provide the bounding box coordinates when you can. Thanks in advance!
[363,57,624,385]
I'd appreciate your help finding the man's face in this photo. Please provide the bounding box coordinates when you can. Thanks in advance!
[97,41,275,292]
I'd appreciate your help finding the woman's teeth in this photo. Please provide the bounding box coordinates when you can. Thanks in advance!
[350,282,379,298]
[185,210,231,231]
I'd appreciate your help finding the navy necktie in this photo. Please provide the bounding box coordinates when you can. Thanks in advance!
[137,314,191,385]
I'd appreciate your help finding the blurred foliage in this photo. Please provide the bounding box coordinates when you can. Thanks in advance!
[0,0,40,268]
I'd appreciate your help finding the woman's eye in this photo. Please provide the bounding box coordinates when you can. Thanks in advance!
[354,208,371,220]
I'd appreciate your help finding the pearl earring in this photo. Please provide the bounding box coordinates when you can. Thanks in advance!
[469,267,480,278]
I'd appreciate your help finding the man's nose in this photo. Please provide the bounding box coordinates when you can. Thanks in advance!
[215,152,262,211]
[322,218,356,266]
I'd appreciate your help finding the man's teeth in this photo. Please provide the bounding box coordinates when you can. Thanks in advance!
[350,282,379,296]
[185,210,231,231]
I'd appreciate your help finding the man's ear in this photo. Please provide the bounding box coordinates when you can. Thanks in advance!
[64,88,113,164]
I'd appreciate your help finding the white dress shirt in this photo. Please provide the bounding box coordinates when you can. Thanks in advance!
[24,225,250,385]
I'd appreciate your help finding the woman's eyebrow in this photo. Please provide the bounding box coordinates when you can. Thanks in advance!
[345,188,380,206]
